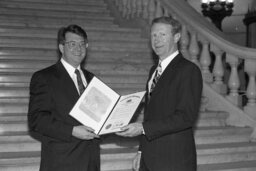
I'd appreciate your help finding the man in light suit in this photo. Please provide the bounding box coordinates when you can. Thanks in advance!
[28,24,100,171]
[117,16,203,171]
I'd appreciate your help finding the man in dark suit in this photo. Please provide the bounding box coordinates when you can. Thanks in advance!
[117,16,203,171]
[28,24,100,171]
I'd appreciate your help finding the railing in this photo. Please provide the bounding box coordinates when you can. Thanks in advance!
[108,0,256,140]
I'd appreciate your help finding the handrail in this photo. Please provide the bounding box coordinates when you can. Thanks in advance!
[160,0,256,59]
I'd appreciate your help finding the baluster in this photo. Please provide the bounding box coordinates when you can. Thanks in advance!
[148,0,156,24]
[180,25,190,60]
[130,0,137,19]
[199,36,212,83]
[188,31,200,65]
[126,0,132,19]
[155,0,163,18]
[244,59,256,119]
[122,0,128,18]
[226,54,241,107]
[210,45,227,94]
[116,0,123,12]
[163,7,169,17]
[136,0,143,18]
[142,0,149,19]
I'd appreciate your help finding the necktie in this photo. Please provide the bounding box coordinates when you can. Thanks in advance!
[149,62,162,95]
[75,69,85,95]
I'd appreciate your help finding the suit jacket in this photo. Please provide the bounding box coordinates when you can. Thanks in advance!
[28,61,100,171]
[140,53,202,171]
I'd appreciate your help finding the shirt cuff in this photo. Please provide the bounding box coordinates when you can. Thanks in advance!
[142,125,145,135]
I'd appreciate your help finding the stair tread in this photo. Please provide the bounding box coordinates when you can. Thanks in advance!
[197,141,256,151]
[0,25,142,32]
[1,0,105,5]
[0,8,111,18]
[0,36,148,45]
[0,2,108,11]
[198,160,256,170]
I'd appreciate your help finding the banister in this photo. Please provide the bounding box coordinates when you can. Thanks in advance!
[160,0,256,59]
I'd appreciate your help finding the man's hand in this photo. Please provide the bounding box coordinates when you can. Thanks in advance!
[133,152,141,171]
[72,125,99,140]
[116,122,143,137]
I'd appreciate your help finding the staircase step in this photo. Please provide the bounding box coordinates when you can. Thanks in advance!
[196,117,226,127]
[0,85,145,100]
[0,74,148,85]
[0,150,134,171]
[195,126,252,136]
[1,0,105,6]
[195,133,252,145]
[0,19,117,30]
[0,164,39,171]
[197,142,256,155]
[0,1,108,12]
[0,103,27,114]
[199,111,229,119]
[0,36,149,49]
[0,40,150,54]
[198,160,256,171]
[0,16,114,28]
[0,132,37,142]
[1,133,255,153]
[0,64,150,75]
[0,121,29,132]
[0,59,151,70]
[0,47,152,60]
[0,97,28,104]
[0,66,150,75]
[0,26,144,40]
[0,8,111,20]
[0,116,27,122]
[3,159,256,171]
[1,140,256,169]
[198,151,256,164]
[0,142,40,153]
[0,82,146,91]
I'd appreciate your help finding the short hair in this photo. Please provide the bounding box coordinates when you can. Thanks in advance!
[57,24,88,45]
[151,16,181,35]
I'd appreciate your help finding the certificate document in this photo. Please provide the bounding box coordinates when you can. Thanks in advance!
[69,76,146,135]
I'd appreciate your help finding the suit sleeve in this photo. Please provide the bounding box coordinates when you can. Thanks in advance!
[28,72,73,142]
[143,64,203,141]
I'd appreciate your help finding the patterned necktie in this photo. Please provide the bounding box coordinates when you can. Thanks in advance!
[149,62,162,95]
[75,69,85,95]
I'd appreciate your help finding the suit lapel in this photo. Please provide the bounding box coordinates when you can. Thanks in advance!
[149,54,183,97]
[55,61,80,102]
[81,68,94,85]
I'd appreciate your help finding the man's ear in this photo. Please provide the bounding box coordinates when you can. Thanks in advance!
[86,43,88,48]
[59,44,64,54]
[174,33,181,43]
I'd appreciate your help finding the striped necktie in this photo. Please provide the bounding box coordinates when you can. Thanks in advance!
[75,69,85,95]
[149,62,162,95]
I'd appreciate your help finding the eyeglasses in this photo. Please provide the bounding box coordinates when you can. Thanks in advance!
[64,41,87,49]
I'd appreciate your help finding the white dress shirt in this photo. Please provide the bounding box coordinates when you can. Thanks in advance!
[61,58,87,94]
[148,51,179,92]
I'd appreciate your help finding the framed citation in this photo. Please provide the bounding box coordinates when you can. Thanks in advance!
[69,76,145,135]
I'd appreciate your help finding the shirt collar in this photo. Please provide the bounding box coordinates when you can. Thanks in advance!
[61,58,81,78]
[159,51,179,71]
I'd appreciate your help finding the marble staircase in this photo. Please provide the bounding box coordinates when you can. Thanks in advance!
[0,0,256,170]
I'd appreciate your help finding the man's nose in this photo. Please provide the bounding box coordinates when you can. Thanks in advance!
[155,36,161,43]
[74,44,82,51]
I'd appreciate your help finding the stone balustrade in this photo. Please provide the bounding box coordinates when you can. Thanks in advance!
[109,0,256,140]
